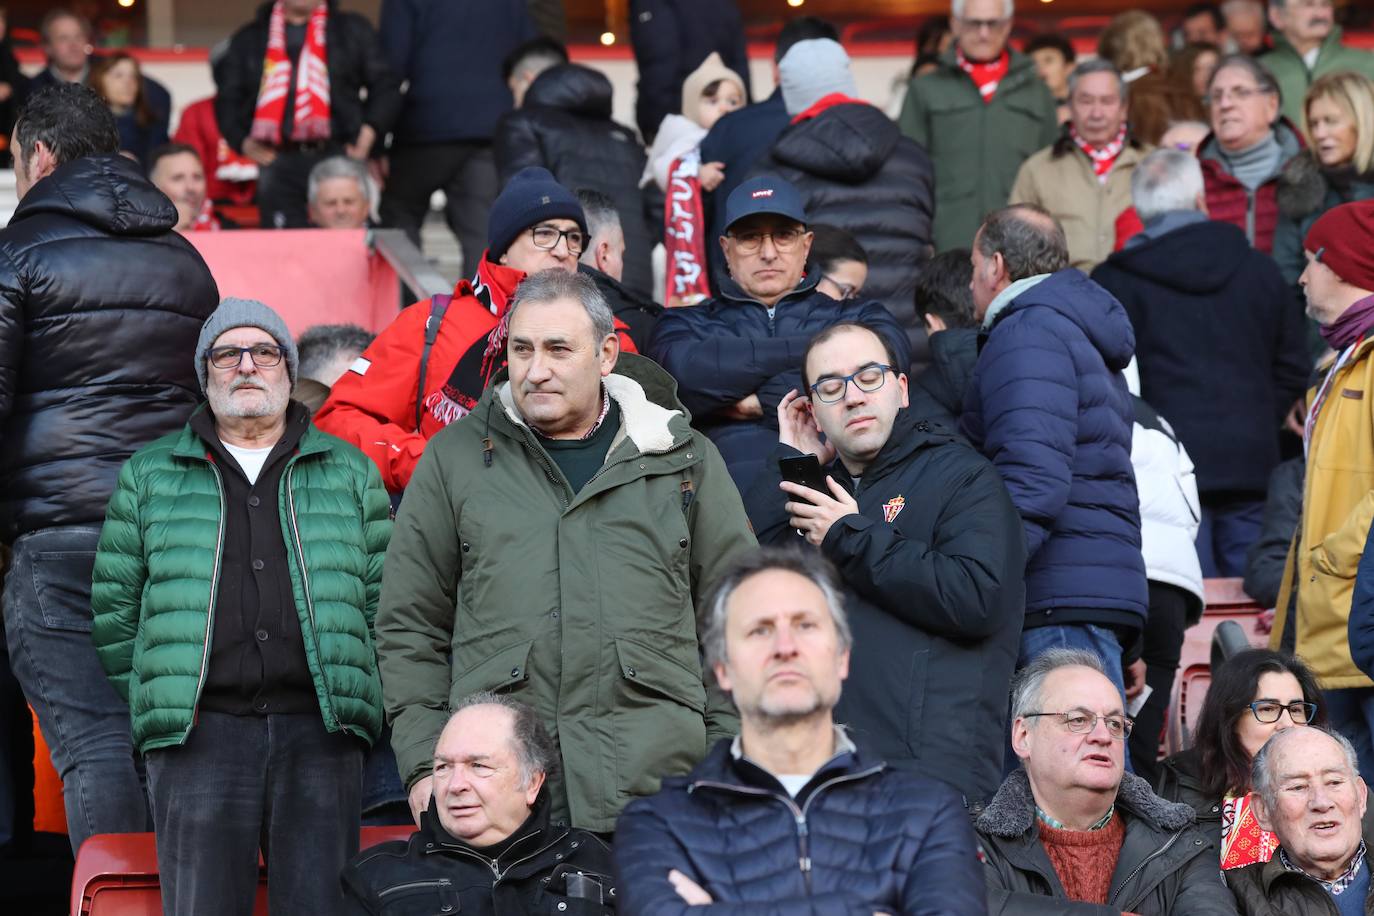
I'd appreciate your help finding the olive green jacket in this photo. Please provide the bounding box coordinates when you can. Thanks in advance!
[1262,28,1374,130]
[899,47,1059,251]
[377,353,755,833]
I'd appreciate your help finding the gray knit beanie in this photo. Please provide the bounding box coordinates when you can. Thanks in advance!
[779,38,858,117]
[195,297,299,394]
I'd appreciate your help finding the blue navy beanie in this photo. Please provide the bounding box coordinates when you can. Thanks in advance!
[486,167,588,261]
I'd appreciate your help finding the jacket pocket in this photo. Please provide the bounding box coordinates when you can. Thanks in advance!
[451,639,534,702]
[375,877,458,915]
[612,636,707,798]
[903,649,930,755]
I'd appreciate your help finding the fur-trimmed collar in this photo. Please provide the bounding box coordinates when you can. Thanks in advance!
[976,767,1197,838]
[497,372,684,455]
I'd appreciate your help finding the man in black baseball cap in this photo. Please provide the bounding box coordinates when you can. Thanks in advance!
[647,174,910,489]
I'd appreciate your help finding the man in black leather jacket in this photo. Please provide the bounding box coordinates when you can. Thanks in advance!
[343,694,615,915]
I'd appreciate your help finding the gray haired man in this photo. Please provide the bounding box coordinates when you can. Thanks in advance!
[307,155,375,230]
[376,269,755,835]
[342,693,618,915]
[1227,726,1373,914]
[976,648,1238,914]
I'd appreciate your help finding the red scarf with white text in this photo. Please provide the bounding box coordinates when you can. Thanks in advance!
[663,152,711,307]
[250,1,332,145]
[957,49,1009,103]
[1070,123,1128,183]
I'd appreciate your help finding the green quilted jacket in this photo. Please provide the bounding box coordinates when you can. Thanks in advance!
[91,407,392,753]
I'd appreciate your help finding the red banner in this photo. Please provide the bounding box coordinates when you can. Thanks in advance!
[664,155,712,307]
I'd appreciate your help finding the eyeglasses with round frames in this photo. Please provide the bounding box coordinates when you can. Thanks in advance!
[810,364,894,403]
[822,274,861,301]
[528,224,586,255]
[727,226,807,254]
[1022,710,1134,740]
[1248,700,1317,724]
[1206,85,1272,106]
[207,344,286,370]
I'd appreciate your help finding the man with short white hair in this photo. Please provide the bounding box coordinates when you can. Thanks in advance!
[307,155,374,230]
[1092,148,1308,579]
[977,648,1239,914]
[899,0,1058,250]
[342,693,617,915]
[1227,726,1372,913]
[1223,0,1268,56]
[615,547,987,914]
[1262,0,1374,128]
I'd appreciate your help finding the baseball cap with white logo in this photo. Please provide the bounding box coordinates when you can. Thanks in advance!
[722,175,809,233]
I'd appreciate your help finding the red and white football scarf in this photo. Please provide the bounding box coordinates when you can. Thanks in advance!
[190,198,222,232]
[249,1,331,145]
[663,152,712,307]
[957,49,1009,104]
[1070,123,1128,184]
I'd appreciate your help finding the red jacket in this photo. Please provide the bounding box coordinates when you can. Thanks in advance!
[1197,120,1304,256]
[315,256,636,491]
[172,96,257,206]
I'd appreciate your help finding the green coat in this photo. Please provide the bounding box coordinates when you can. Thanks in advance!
[91,408,392,753]
[1263,28,1374,129]
[899,47,1059,251]
[377,353,755,834]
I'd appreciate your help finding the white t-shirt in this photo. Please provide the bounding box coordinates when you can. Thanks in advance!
[221,440,274,484]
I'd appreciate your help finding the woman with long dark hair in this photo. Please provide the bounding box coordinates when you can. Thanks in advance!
[1156,649,1324,870]
[87,52,167,165]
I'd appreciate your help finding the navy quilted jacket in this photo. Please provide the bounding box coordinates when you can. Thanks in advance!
[960,269,1148,629]
[613,738,987,915]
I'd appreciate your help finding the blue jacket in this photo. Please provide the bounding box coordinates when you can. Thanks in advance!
[1349,517,1374,680]
[614,737,987,916]
[378,0,536,143]
[960,269,1148,630]
[648,275,911,490]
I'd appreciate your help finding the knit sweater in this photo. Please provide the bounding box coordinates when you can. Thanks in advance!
[1039,814,1126,904]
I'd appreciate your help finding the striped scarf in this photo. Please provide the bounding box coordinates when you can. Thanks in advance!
[250,1,331,145]
[1070,123,1128,184]
[957,48,1009,103]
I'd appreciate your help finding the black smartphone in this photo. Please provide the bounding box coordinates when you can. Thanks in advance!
[778,454,830,497]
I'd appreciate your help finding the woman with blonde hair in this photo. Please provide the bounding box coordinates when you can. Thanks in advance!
[1274,71,1374,297]
[1098,11,1205,145]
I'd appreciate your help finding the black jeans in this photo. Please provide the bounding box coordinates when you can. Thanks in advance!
[1128,582,1191,785]
[380,140,497,273]
[146,710,364,916]
[256,147,335,228]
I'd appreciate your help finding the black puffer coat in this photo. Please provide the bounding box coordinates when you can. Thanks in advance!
[752,101,936,362]
[908,327,978,430]
[215,0,402,152]
[494,64,654,297]
[0,154,220,542]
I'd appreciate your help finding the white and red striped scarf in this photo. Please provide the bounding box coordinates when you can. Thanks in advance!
[1070,123,1128,184]
[957,48,1009,104]
[249,1,331,146]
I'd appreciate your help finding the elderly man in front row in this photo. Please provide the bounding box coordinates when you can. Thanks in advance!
[1227,726,1373,914]
[648,174,910,490]
[307,155,375,230]
[378,270,755,836]
[976,648,1239,914]
[614,548,987,915]
[343,694,616,914]
[90,299,392,916]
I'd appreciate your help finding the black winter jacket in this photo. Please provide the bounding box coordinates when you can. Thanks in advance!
[1244,457,1305,609]
[908,328,978,431]
[0,154,219,542]
[1154,747,1224,858]
[753,101,936,365]
[378,0,536,144]
[977,768,1237,915]
[495,64,654,297]
[1092,219,1309,496]
[743,408,1025,808]
[581,264,662,354]
[629,0,751,142]
[215,0,402,153]
[647,274,911,490]
[342,794,615,916]
[614,737,987,915]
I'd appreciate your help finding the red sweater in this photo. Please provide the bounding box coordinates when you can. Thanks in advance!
[1039,814,1126,905]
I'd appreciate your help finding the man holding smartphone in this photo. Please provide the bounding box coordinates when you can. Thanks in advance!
[742,321,1025,812]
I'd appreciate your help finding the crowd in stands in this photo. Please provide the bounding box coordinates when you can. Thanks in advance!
[4,0,1374,914]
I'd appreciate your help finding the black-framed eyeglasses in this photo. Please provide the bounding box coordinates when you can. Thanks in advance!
[1248,700,1317,724]
[207,344,286,370]
[727,225,807,254]
[957,16,1010,32]
[1022,710,1134,740]
[528,224,586,255]
[822,274,861,301]
[809,364,893,403]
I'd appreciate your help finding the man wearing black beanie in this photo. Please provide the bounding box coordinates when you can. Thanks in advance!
[316,166,637,493]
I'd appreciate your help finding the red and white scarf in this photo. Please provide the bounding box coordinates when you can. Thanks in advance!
[663,152,712,307]
[250,1,331,145]
[1070,123,1128,184]
[190,198,222,232]
[957,49,1010,104]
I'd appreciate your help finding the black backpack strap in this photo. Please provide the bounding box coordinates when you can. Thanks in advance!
[415,294,452,432]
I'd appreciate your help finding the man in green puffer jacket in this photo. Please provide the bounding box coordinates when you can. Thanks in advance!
[378,269,756,836]
[91,298,391,916]
[1261,2,1374,130]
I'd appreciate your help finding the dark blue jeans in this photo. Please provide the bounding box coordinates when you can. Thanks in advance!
[1198,496,1265,579]
[1,526,148,853]
[145,710,364,916]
